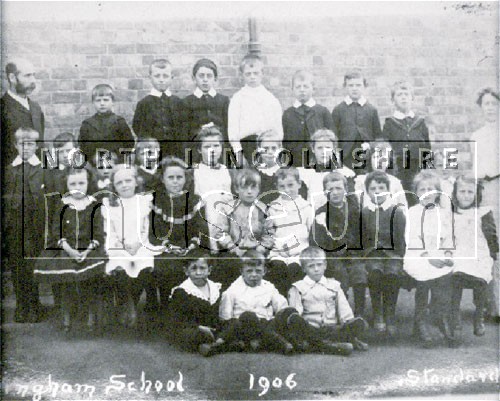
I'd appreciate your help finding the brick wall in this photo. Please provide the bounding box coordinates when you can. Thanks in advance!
[1,5,498,170]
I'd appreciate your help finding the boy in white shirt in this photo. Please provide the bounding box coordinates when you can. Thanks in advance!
[228,54,283,163]
[288,246,369,353]
[201,250,293,356]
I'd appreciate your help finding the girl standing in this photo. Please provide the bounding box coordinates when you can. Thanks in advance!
[403,171,455,347]
[34,168,107,332]
[102,165,161,328]
[450,174,498,342]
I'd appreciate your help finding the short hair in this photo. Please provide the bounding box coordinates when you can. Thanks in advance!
[310,129,337,148]
[476,87,500,106]
[412,170,443,205]
[192,58,218,79]
[239,54,263,73]
[391,80,415,100]
[160,156,194,194]
[91,84,114,101]
[452,173,482,209]
[256,129,282,147]
[323,171,348,190]
[14,127,39,142]
[235,168,260,189]
[343,69,367,87]
[64,165,92,182]
[184,248,212,270]
[275,167,300,184]
[366,141,393,172]
[135,137,160,151]
[365,170,391,191]
[52,132,76,149]
[292,70,314,87]
[299,246,326,266]
[195,125,224,150]
[241,250,266,267]
[149,58,172,75]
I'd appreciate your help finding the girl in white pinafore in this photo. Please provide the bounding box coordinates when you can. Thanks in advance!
[102,165,162,327]
[450,174,498,340]
[403,171,455,347]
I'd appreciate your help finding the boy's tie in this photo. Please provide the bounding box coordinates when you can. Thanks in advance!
[160,92,168,102]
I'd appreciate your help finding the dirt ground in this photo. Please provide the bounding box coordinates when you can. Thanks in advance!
[1,283,499,401]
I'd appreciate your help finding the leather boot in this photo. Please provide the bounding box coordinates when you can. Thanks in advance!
[317,340,353,356]
[473,308,486,336]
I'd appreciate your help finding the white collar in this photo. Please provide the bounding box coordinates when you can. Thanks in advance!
[257,163,280,176]
[344,96,367,106]
[303,275,330,288]
[293,98,316,108]
[139,164,158,175]
[150,88,172,97]
[11,154,41,167]
[393,110,415,119]
[8,89,30,110]
[194,87,217,98]
[172,277,221,305]
[365,196,394,212]
[61,195,96,211]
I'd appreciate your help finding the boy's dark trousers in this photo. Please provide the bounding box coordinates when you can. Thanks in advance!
[219,311,292,352]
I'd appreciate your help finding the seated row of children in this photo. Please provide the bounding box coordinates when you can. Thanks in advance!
[5,124,497,352]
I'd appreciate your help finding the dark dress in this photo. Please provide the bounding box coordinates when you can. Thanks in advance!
[150,188,210,305]
[310,194,364,289]
[34,197,107,284]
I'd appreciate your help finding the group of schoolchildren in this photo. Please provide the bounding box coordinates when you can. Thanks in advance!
[4,54,498,358]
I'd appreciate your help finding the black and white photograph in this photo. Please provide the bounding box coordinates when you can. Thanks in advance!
[1,1,499,400]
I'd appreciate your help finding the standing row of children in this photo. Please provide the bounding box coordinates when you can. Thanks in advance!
[4,54,498,355]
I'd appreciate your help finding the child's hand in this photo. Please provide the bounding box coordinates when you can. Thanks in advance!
[77,249,91,263]
[125,242,142,256]
[231,247,245,257]
[429,259,449,269]
[198,325,215,341]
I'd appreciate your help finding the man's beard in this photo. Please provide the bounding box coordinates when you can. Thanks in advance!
[15,81,35,96]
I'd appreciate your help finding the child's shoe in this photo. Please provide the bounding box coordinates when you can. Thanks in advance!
[318,340,353,356]
[352,337,369,351]
[373,314,386,333]
[266,331,294,355]
[199,339,226,357]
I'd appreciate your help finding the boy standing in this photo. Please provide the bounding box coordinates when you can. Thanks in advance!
[332,69,382,171]
[182,59,230,144]
[4,128,45,322]
[79,84,134,166]
[382,80,431,206]
[282,70,333,165]
[287,246,368,353]
[133,59,184,158]
[228,54,283,162]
